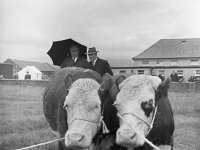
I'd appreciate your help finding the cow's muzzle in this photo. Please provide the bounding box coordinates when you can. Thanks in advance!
[116,128,144,147]
[65,132,89,149]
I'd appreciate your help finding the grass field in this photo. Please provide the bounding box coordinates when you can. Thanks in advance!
[0,85,200,150]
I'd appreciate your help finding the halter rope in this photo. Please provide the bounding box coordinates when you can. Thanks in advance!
[68,116,109,134]
[117,106,160,150]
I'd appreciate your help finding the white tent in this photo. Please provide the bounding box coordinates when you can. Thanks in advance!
[18,66,42,80]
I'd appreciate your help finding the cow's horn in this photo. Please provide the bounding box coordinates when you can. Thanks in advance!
[64,74,73,89]
[116,75,126,91]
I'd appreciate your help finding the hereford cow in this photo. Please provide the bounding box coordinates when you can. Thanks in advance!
[113,75,175,150]
[43,67,125,150]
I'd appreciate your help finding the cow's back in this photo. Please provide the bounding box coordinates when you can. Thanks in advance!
[43,67,79,132]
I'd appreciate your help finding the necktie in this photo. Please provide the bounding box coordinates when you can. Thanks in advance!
[72,57,76,66]
[92,61,95,66]
[74,57,77,63]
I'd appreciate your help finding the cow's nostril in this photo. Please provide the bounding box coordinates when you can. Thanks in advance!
[68,133,84,142]
[118,130,136,139]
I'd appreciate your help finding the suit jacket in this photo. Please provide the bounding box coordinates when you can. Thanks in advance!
[89,57,113,77]
[60,56,90,69]
[170,73,179,82]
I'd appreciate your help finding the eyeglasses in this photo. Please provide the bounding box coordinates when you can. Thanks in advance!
[88,53,96,56]
[70,50,79,53]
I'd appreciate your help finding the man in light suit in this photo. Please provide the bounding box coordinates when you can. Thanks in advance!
[86,47,113,77]
[60,45,90,69]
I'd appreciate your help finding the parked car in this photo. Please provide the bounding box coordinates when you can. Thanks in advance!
[188,76,200,82]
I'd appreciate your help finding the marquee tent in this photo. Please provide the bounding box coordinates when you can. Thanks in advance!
[18,66,42,80]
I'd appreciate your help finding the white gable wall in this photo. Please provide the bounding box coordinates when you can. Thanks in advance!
[18,66,42,80]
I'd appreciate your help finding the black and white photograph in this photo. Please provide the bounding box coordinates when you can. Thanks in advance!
[0,0,200,150]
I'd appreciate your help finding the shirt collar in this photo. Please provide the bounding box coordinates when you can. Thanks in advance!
[73,57,78,62]
[92,58,98,65]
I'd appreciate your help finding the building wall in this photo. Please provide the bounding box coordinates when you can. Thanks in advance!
[4,59,22,75]
[134,58,200,67]
[42,71,55,80]
[0,63,14,79]
[112,68,152,75]
[133,58,200,81]
[112,68,134,75]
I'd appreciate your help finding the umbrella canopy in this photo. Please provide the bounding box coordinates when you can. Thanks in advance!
[47,38,87,66]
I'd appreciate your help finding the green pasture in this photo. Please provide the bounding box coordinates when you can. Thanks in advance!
[0,85,200,150]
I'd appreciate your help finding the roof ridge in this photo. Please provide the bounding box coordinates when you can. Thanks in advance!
[160,38,200,40]
[12,59,47,64]
[132,39,162,59]
[8,59,56,71]
[132,38,200,60]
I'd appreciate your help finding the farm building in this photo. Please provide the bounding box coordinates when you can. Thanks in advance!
[0,63,13,79]
[18,66,42,80]
[3,59,57,79]
[110,59,134,75]
[132,38,200,81]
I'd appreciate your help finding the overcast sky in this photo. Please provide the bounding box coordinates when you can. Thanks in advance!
[1,0,200,64]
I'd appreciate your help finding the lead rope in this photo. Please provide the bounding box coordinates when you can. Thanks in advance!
[15,137,65,150]
[147,106,157,135]
[101,117,110,134]
[117,107,160,150]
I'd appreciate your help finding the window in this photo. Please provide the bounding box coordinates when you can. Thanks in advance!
[152,70,156,76]
[119,70,126,73]
[131,70,134,73]
[170,59,178,65]
[138,70,144,74]
[158,70,165,76]
[156,60,164,65]
[196,70,200,76]
[142,60,149,65]
[177,70,183,76]
[191,59,198,65]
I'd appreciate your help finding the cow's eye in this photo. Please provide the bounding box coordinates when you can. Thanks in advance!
[113,103,118,108]
[141,99,154,117]
[113,103,121,111]
[63,104,69,110]
[95,105,100,109]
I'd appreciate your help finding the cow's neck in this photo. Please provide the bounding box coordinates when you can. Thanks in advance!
[147,95,174,146]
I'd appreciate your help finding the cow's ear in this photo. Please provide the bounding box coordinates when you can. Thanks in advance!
[99,74,112,93]
[155,77,171,100]
[108,75,126,101]
[160,77,171,92]
[116,75,126,91]
[98,74,112,102]
[64,74,73,89]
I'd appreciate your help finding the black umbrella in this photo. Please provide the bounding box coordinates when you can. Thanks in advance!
[47,38,87,66]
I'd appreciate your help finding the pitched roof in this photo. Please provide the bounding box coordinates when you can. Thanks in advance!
[108,59,133,67]
[133,38,200,60]
[5,59,56,72]
[18,66,42,74]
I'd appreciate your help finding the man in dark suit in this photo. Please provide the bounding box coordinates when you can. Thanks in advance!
[60,45,90,69]
[86,47,113,77]
[170,71,179,82]
[25,71,31,80]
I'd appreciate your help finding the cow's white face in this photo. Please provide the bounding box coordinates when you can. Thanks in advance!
[115,75,161,148]
[64,78,102,149]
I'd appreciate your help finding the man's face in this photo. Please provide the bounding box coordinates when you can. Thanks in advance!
[70,46,79,58]
[88,53,97,62]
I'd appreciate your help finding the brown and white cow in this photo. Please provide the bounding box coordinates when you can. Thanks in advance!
[64,77,106,149]
[114,75,174,150]
[43,67,124,150]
